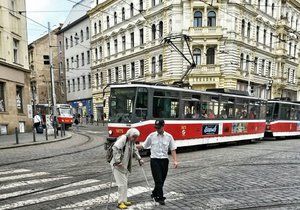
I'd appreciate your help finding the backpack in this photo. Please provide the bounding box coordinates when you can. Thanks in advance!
[105,139,127,163]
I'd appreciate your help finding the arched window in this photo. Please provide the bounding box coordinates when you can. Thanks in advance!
[291,16,294,28]
[265,0,268,13]
[289,42,292,55]
[80,30,83,42]
[240,53,244,69]
[94,22,97,35]
[193,48,201,65]
[246,55,250,71]
[241,19,245,37]
[263,29,267,45]
[99,46,103,58]
[247,22,251,38]
[75,33,78,45]
[271,3,275,16]
[114,12,117,25]
[107,16,110,28]
[99,20,101,32]
[193,11,202,27]
[159,21,163,38]
[270,32,273,48]
[122,8,125,21]
[159,55,163,72]
[207,11,216,27]
[86,27,89,40]
[100,72,103,87]
[130,3,134,17]
[95,48,98,61]
[140,0,143,11]
[95,73,99,88]
[152,57,156,74]
[70,36,73,47]
[152,24,156,40]
[206,47,215,64]
[152,0,155,7]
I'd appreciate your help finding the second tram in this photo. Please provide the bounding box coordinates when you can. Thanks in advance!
[107,84,267,147]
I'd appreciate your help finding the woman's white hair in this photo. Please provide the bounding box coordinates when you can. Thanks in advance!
[126,128,140,137]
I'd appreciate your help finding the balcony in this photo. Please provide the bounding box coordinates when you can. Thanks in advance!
[189,27,223,38]
[191,64,221,76]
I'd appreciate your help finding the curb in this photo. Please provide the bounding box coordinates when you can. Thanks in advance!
[0,134,72,150]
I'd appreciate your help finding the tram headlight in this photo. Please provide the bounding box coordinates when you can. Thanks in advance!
[108,130,113,135]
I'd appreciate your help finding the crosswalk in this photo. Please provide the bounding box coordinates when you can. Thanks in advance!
[0,168,184,209]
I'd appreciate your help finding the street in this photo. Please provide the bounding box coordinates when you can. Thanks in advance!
[0,126,300,209]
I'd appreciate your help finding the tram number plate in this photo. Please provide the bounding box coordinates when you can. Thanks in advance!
[202,124,219,135]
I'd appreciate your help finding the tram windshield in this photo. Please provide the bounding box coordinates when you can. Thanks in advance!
[109,88,137,123]
[59,107,72,116]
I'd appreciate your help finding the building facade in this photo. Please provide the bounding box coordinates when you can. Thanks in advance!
[0,0,31,134]
[28,26,65,108]
[89,0,300,118]
[60,0,93,118]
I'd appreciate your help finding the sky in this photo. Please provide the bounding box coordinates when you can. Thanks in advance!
[26,0,76,43]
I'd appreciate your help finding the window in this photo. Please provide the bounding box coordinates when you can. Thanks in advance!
[100,72,103,86]
[87,50,90,64]
[270,33,273,49]
[70,36,73,47]
[122,36,126,51]
[65,38,68,49]
[159,21,163,38]
[135,88,148,119]
[16,86,23,113]
[291,16,294,28]
[13,39,19,63]
[75,33,78,45]
[107,42,110,56]
[67,80,70,93]
[115,67,119,83]
[207,11,216,27]
[265,0,268,13]
[130,32,134,48]
[268,61,271,77]
[152,57,156,75]
[258,0,261,9]
[122,8,125,21]
[131,62,135,79]
[289,42,292,55]
[71,57,74,69]
[271,3,275,16]
[140,28,144,45]
[240,53,244,70]
[114,39,118,54]
[261,59,265,75]
[99,20,102,32]
[130,3,134,17]
[76,55,79,68]
[263,29,266,45]
[0,82,5,112]
[206,47,215,64]
[159,55,163,73]
[95,73,99,88]
[193,48,201,65]
[88,74,91,88]
[140,0,143,11]
[152,0,156,7]
[77,78,80,91]
[140,60,144,77]
[294,44,297,57]
[246,55,250,71]
[241,19,245,37]
[80,30,84,42]
[247,22,251,38]
[107,16,110,28]
[152,24,156,40]
[66,59,69,71]
[83,76,86,89]
[254,57,258,73]
[194,11,202,27]
[296,19,298,31]
[94,22,97,35]
[86,27,89,40]
[256,26,260,42]
[123,65,127,81]
[99,46,103,58]
[114,12,117,25]
[108,69,112,84]
[153,91,179,118]
[81,53,84,66]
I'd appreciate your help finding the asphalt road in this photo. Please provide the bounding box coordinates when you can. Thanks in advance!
[0,126,299,209]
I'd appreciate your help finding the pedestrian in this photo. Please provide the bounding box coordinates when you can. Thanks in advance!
[33,112,42,133]
[101,113,106,126]
[90,113,94,125]
[142,120,178,205]
[74,117,79,131]
[85,114,89,124]
[110,128,144,209]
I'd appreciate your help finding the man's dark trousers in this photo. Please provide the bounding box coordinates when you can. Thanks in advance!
[150,158,169,201]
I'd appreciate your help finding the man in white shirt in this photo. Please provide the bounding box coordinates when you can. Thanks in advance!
[142,120,178,205]
[33,112,42,132]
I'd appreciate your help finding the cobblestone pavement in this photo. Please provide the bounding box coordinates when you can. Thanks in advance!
[0,128,299,210]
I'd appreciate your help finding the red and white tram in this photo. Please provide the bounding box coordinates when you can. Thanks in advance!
[266,100,300,137]
[107,83,267,147]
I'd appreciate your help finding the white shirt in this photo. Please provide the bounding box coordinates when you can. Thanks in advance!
[143,131,177,159]
[33,115,41,123]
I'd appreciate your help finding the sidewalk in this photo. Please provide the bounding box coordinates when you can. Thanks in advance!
[0,131,72,150]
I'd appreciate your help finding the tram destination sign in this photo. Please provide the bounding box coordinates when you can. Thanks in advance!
[202,124,219,135]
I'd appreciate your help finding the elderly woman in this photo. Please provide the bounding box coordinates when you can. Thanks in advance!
[110,128,144,209]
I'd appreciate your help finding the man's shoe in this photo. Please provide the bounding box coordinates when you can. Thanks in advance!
[117,202,127,209]
[124,201,132,206]
[158,200,165,205]
[151,194,159,202]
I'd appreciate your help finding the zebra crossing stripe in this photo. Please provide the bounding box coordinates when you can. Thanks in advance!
[0,188,43,200]
[0,177,70,190]
[0,169,31,176]
[0,172,49,182]
[56,186,150,209]
[0,181,116,210]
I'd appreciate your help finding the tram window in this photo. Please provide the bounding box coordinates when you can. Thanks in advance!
[219,97,234,119]
[290,106,296,120]
[201,96,219,119]
[272,103,279,119]
[135,88,148,119]
[235,98,249,119]
[153,97,179,118]
[259,102,266,119]
[249,102,259,119]
[266,103,274,120]
[183,100,200,119]
[280,104,291,120]
[296,108,300,120]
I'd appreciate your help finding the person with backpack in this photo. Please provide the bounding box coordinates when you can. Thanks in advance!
[109,128,144,209]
